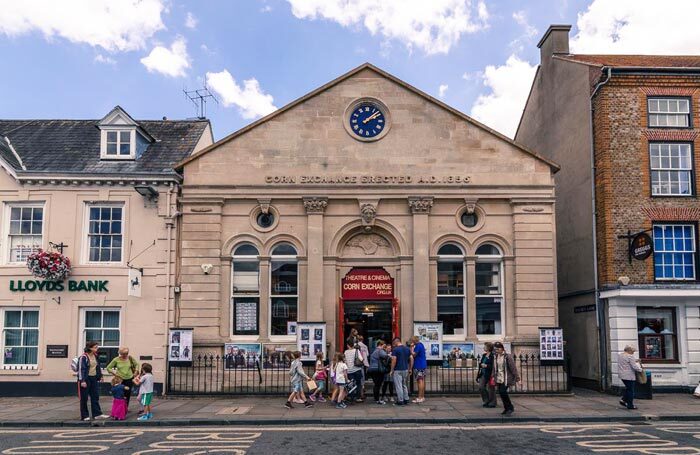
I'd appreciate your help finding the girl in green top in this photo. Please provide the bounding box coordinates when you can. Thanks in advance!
[106,347,139,410]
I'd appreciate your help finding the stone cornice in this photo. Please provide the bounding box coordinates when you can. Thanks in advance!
[302,197,328,213]
[408,196,434,214]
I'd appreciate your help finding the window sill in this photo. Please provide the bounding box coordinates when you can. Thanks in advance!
[229,335,260,341]
[640,361,681,366]
[268,335,295,343]
[0,367,40,376]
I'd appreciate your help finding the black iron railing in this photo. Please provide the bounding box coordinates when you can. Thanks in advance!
[167,353,572,396]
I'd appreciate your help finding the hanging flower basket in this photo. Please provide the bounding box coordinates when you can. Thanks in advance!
[26,249,71,282]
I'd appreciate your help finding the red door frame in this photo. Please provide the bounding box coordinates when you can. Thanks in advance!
[337,297,399,349]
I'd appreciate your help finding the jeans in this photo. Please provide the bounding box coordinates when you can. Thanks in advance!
[348,370,363,401]
[79,376,102,419]
[497,383,514,411]
[393,370,409,403]
[369,370,384,402]
[478,376,497,406]
[381,376,394,398]
[622,379,636,408]
[122,377,134,409]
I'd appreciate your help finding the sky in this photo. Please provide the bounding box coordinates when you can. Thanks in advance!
[2,0,700,140]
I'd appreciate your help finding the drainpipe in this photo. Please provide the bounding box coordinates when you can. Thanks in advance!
[163,182,176,396]
[590,67,611,390]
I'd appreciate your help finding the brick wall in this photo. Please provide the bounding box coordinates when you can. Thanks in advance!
[593,73,700,285]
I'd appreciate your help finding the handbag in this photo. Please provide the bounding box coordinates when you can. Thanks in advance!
[353,349,364,368]
[635,362,647,384]
[488,376,496,387]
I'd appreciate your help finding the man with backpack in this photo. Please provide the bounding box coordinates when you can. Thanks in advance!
[344,338,364,403]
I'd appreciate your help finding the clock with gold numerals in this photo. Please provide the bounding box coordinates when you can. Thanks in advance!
[345,99,391,142]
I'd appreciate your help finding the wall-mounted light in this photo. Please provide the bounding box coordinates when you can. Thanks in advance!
[201,263,213,274]
[134,184,159,201]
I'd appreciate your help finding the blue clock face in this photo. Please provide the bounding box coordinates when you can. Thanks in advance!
[349,103,386,139]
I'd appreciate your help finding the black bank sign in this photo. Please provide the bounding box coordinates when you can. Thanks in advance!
[10,280,109,292]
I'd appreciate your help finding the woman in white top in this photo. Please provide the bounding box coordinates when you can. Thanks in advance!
[618,345,643,410]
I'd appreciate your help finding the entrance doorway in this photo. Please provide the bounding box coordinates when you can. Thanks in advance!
[343,301,393,349]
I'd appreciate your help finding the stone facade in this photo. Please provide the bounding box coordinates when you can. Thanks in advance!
[176,64,559,358]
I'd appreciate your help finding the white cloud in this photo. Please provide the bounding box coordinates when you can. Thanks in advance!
[285,0,489,55]
[0,0,165,52]
[94,54,115,65]
[140,37,191,78]
[509,10,538,53]
[571,0,700,54]
[185,12,198,29]
[438,84,449,98]
[206,70,277,119]
[470,54,537,138]
[260,5,273,13]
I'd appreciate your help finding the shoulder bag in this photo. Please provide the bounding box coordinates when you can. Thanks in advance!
[635,362,647,384]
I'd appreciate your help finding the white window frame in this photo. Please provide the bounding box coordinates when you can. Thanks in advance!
[100,128,135,159]
[650,143,693,196]
[475,245,505,338]
[3,202,45,265]
[1,307,40,369]
[79,307,121,362]
[83,203,125,265]
[653,223,697,281]
[437,244,467,341]
[230,244,260,339]
[269,244,298,340]
[648,97,691,128]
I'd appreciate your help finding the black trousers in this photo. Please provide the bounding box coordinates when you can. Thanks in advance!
[381,376,394,397]
[122,377,134,409]
[370,371,384,402]
[498,383,514,411]
[79,376,102,419]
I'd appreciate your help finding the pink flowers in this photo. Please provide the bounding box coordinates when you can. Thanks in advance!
[26,249,71,281]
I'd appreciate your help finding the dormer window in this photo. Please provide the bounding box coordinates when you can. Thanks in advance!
[105,130,133,157]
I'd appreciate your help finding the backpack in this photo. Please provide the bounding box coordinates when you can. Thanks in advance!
[70,355,83,373]
[353,349,364,368]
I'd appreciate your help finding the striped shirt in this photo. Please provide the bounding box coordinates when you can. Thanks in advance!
[344,348,362,374]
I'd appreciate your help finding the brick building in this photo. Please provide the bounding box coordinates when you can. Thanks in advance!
[517,25,700,391]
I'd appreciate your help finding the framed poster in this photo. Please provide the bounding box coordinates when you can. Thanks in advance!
[413,321,443,362]
[441,342,475,368]
[297,322,326,362]
[539,327,564,365]
[224,343,262,370]
[168,328,193,366]
[287,321,298,336]
[262,343,295,368]
[233,299,259,335]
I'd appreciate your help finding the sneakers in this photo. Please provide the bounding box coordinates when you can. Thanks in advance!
[95,414,109,420]
[304,401,313,408]
[318,396,327,403]
[375,400,387,405]
[412,398,425,404]
[619,399,628,407]
[82,417,91,421]
[393,401,405,406]
[309,395,316,402]
[284,401,294,409]
[335,402,347,409]
[137,413,152,421]
[501,409,514,416]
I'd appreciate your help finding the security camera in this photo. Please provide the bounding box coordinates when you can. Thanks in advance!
[618,276,630,286]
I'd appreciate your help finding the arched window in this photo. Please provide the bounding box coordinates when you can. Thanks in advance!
[270,243,298,336]
[475,243,503,335]
[437,243,465,336]
[231,244,260,335]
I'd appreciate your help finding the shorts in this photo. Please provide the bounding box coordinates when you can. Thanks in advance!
[291,380,303,393]
[139,393,153,406]
[335,382,346,390]
[414,369,427,380]
[315,380,326,391]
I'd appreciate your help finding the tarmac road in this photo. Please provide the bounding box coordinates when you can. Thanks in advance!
[0,422,699,454]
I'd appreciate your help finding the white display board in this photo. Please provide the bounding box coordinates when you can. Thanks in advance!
[168,328,193,366]
[539,327,564,363]
[413,321,443,361]
[297,322,326,362]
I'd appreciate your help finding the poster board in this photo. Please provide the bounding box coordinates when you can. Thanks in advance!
[233,299,259,335]
[224,343,262,370]
[539,327,564,365]
[262,343,295,368]
[413,321,443,362]
[168,328,193,366]
[297,322,326,362]
[441,342,475,368]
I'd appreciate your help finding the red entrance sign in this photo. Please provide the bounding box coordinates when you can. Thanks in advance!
[341,268,394,300]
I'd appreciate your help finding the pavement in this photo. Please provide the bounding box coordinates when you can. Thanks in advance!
[1,388,700,427]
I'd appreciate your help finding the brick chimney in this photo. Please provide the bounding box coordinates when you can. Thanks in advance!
[537,24,571,64]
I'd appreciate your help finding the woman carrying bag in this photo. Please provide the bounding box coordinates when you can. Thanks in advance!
[368,340,389,405]
[617,345,643,410]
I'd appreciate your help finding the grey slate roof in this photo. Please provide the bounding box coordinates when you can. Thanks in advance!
[0,118,210,177]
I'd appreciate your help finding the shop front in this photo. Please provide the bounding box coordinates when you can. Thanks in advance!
[173,63,560,373]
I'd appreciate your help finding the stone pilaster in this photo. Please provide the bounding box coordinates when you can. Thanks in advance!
[409,197,433,321]
[303,197,328,321]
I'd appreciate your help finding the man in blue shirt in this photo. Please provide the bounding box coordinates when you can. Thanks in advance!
[390,337,413,406]
[410,336,427,403]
